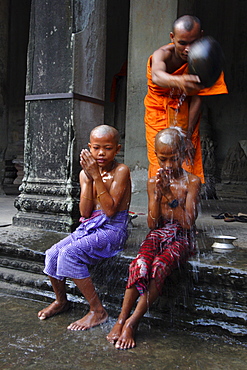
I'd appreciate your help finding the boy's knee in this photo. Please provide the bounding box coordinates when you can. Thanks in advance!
[129,256,148,277]
[58,246,74,263]
[45,245,58,261]
[152,259,169,279]
[153,258,167,270]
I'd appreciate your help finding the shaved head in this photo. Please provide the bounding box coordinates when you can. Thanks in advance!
[155,127,185,154]
[173,15,201,33]
[90,125,120,144]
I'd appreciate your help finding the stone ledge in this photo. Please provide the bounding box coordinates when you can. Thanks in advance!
[0,247,247,337]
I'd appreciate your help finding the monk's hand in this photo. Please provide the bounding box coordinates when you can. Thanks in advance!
[176,75,204,94]
[80,149,98,180]
[184,138,195,166]
[185,138,196,166]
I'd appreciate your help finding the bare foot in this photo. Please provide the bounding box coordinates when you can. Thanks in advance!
[115,319,137,350]
[106,319,126,344]
[67,309,108,330]
[38,300,70,320]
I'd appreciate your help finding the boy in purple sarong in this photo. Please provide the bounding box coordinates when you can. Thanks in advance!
[38,125,131,330]
[107,127,201,349]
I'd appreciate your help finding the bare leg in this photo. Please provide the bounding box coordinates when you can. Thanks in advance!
[38,277,70,320]
[106,285,140,344]
[67,277,108,331]
[115,279,159,350]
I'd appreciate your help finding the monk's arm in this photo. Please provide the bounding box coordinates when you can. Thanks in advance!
[185,95,202,163]
[151,49,201,92]
[187,95,202,140]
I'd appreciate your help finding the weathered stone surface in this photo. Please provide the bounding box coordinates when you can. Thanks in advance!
[221,141,247,182]
[0,232,247,336]
[0,0,9,193]
[14,0,106,231]
[26,0,73,94]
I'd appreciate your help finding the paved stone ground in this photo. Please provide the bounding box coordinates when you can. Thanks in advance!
[0,194,16,227]
[1,293,247,370]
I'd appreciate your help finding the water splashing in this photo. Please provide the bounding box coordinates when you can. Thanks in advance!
[169,90,187,127]
[176,92,187,113]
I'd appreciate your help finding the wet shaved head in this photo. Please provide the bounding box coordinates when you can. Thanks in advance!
[155,127,185,154]
[90,125,120,144]
[173,15,201,33]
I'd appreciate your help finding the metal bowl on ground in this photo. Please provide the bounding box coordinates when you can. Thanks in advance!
[211,235,237,253]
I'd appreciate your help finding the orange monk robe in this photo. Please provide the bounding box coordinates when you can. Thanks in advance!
[144,55,228,182]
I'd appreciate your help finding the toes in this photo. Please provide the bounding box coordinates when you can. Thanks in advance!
[115,341,121,349]
[115,339,127,350]
[38,312,46,320]
[67,324,76,330]
[115,338,135,350]
[106,335,118,344]
[67,323,86,331]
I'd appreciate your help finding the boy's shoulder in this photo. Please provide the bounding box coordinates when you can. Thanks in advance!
[185,172,201,185]
[114,161,129,170]
[113,161,130,177]
[183,172,201,195]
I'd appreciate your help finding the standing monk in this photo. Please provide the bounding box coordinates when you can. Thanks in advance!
[144,15,228,182]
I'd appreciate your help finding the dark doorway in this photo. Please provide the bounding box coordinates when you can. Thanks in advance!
[104,0,130,161]
[2,0,31,194]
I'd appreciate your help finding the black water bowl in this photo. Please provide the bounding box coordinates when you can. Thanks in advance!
[188,36,225,88]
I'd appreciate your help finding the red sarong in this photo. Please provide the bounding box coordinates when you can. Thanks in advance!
[126,219,196,295]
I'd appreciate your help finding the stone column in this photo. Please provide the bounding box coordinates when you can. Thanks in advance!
[124,0,178,194]
[13,0,106,231]
[0,0,9,194]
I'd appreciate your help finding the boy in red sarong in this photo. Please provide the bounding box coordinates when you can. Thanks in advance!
[107,127,201,349]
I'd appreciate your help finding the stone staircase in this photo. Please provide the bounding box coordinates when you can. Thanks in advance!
[0,232,247,338]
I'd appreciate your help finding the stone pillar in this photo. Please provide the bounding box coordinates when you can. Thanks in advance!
[124,0,178,194]
[0,0,9,194]
[13,0,106,231]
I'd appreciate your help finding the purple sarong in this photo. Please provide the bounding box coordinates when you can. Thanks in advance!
[43,210,129,280]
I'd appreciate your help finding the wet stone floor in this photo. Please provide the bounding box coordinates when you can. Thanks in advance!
[1,294,247,370]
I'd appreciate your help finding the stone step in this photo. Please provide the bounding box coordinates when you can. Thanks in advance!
[0,241,247,337]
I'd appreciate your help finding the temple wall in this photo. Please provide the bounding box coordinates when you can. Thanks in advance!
[125,0,177,192]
